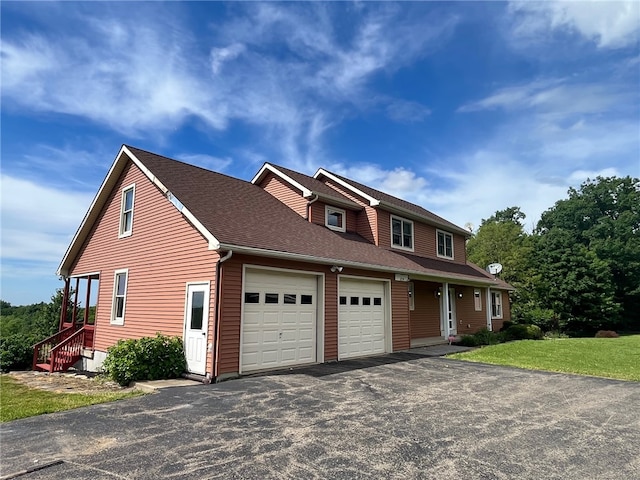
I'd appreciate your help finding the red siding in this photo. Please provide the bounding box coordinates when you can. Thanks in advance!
[70,160,219,374]
[410,281,442,339]
[321,179,378,244]
[391,280,410,350]
[455,286,489,335]
[258,172,307,217]
[309,201,358,233]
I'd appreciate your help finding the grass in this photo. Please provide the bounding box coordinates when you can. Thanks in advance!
[0,375,144,422]
[448,334,640,381]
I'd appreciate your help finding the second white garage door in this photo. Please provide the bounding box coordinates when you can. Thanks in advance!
[241,269,318,373]
[338,278,386,359]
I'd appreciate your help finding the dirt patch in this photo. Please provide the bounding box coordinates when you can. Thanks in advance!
[7,370,136,395]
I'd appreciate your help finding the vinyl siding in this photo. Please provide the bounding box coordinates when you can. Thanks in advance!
[321,179,378,244]
[70,160,219,374]
[378,209,467,264]
[310,201,358,233]
[409,281,442,339]
[258,172,307,217]
[391,280,411,350]
[455,286,489,335]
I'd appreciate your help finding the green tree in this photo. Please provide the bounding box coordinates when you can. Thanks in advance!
[536,176,639,332]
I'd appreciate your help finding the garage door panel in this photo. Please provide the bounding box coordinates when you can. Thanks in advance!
[338,278,386,360]
[242,269,318,373]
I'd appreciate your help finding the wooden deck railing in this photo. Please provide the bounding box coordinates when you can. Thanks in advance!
[32,326,75,369]
[49,328,85,372]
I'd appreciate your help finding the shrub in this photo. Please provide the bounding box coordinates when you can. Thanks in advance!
[544,331,570,339]
[457,335,479,347]
[500,321,514,332]
[101,333,186,386]
[504,324,543,341]
[0,334,38,372]
[595,330,619,338]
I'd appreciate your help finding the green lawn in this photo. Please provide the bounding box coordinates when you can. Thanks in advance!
[0,375,144,422]
[448,335,640,381]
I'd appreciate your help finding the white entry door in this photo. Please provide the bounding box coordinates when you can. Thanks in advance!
[338,278,386,359]
[184,283,209,375]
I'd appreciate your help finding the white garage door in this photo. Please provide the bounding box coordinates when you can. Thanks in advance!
[338,278,386,359]
[241,269,318,373]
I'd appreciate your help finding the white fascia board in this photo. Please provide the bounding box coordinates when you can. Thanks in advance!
[313,169,380,206]
[57,145,131,276]
[216,243,499,287]
[122,146,220,250]
[251,163,312,197]
[379,201,471,237]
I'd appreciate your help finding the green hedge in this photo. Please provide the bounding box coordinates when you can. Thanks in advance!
[0,334,38,372]
[101,334,187,386]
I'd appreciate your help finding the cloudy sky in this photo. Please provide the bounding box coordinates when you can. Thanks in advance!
[2,1,639,305]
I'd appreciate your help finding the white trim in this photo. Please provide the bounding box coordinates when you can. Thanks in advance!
[217,243,501,287]
[110,269,129,325]
[486,288,492,330]
[118,183,136,238]
[325,205,346,232]
[408,282,415,311]
[251,163,313,197]
[436,229,454,260]
[239,265,325,374]
[390,215,415,252]
[314,169,381,206]
[69,271,101,279]
[474,288,482,312]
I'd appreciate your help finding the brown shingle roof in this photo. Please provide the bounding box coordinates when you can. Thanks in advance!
[317,169,470,236]
[125,146,502,285]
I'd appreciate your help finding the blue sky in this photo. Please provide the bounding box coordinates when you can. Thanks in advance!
[1,1,639,305]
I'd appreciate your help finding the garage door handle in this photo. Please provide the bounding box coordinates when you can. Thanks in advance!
[202,332,206,336]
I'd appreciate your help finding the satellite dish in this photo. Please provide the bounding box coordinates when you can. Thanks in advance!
[486,263,503,275]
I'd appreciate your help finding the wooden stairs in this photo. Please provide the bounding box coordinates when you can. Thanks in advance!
[33,326,86,373]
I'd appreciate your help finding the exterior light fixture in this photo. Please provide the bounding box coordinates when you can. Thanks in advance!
[330,265,343,273]
[457,292,463,299]
[434,288,442,298]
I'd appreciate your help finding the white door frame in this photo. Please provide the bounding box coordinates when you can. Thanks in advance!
[183,282,210,375]
[440,283,457,337]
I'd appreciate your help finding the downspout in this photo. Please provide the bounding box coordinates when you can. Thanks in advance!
[306,194,319,222]
[212,250,233,381]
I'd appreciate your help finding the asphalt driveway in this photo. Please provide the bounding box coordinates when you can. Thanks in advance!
[2,354,639,479]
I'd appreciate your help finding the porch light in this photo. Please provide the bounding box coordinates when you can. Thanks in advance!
[457,292,463,299]
[434,288,442,298]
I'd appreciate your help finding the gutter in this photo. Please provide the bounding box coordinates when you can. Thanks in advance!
[212,250,233,381]
[305,194,319,221]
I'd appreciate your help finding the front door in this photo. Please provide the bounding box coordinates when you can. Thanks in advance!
[184,283,209,375]
[447,288,457,335]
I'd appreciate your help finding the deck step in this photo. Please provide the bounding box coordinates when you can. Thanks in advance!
[35,363,53,372]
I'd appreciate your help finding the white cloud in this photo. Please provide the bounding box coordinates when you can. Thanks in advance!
[0,175,93,264]
[386,100,431,123]
[176,154,233,172]
[509,1,640,49]
[210,43,246,74]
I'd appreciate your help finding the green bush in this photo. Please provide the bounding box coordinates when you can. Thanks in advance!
[0,334,38,372]
[500,321,514,332]
[101,334,186,386]
[457,335,480,347]
[504,324,543,341]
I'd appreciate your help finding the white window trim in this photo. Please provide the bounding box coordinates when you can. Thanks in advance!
[325,205,346,232]
[111,269,129,325]
[390,215,415,252]
[408,282,415,311]
[436,229,454,260]
[118,184,136,238]
[491,291,503,319]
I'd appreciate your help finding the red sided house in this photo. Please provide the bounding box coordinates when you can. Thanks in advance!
[34,145,512,380]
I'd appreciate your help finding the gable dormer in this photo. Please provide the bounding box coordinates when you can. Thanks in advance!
[314,169,470,264]
[251,163,363,234]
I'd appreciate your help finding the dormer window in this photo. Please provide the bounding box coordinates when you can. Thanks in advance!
[437,230,454,259]
[391,216,414,251]
[119,184,135,237]
[326,206,346,232]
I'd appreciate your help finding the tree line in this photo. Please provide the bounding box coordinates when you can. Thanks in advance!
[467,176,639,335]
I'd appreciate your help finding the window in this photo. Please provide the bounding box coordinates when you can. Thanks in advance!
[362,297,371,306]
[339,296,347,305]
[391,216,414,250]
[265,293,279,304]
[437,230,454,259]
[190,291,204,330]
[244,292,259,304]
[119,185,135,237]
[111,269,128,325]
[284,294,297,304]
[408,282,415,311]
[301,295,313,305]
[373,297,382,306]
[350,297,359,305]
[326,206,346,232]
[491,291,503,318]
[474,289,482,312]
